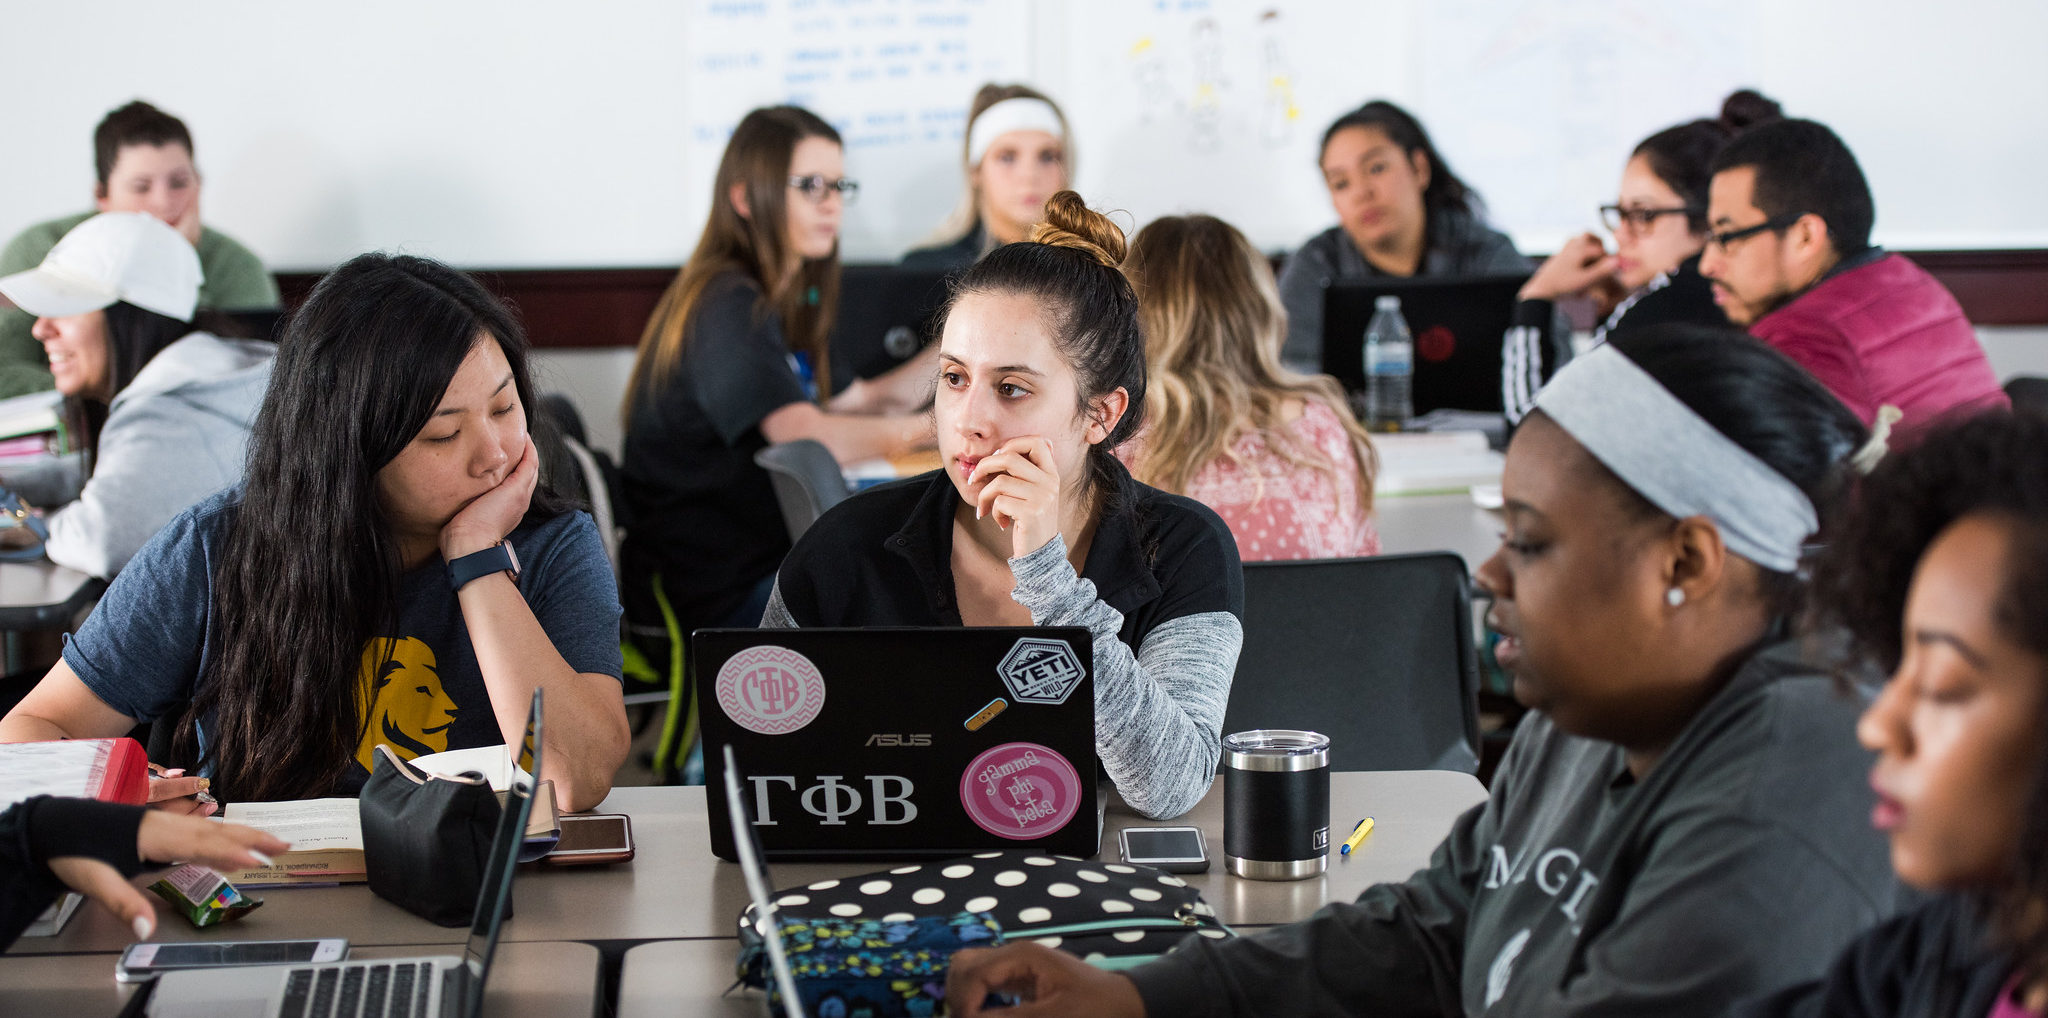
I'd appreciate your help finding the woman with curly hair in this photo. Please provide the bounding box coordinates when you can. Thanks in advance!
[1739,411,2048,1017]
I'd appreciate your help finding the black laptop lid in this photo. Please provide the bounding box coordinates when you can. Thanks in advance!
[1320,274,1528,415]
[695,627,1098,861]
[828,265,956,385]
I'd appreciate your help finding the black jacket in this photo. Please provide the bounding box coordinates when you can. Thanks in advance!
[1733,895,2020,1018]
[1,796,146,947]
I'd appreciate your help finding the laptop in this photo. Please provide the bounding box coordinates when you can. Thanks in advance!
[827,265,955,385]
[1320,274,1531,416]
[724,746,809,1018]
[143,687,545,1018]
[695,627,1099,861]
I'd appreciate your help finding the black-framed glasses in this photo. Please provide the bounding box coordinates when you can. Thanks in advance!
[1600,204,1692,233]
[788,174,859,204]
[1706,212,1808,251]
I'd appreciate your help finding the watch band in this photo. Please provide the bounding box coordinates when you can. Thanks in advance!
[448,541,519,592]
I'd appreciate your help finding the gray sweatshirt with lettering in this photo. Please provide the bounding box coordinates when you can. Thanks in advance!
[1125,640,1899,1018]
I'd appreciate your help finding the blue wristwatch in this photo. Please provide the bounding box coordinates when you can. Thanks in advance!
[448,541,520,591]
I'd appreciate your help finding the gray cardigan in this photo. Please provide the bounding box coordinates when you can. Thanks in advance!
[44,332,272,578]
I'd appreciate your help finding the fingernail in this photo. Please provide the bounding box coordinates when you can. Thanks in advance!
[249,850,276,867]
[133,915,154,940]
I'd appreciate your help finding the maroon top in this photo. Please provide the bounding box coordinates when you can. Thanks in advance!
[1750,253,2008,433]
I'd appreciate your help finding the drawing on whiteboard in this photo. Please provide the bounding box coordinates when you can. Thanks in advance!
[1129,37,1176,123]
[1188,18,1228,152]
[1259,8,1299,148]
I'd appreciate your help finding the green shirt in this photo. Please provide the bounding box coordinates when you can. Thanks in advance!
[0,211,279,399]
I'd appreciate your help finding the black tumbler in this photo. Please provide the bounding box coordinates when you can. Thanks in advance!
[1221,730,1330,880]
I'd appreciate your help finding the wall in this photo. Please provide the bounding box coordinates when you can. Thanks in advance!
[2,0,2044,272]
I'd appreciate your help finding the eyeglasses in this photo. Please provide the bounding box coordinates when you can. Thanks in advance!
[1600,204,1692,233]
[1705,212,1808,251]
[788,175,859,204]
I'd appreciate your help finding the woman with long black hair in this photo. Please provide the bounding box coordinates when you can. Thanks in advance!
[0,254,629,811]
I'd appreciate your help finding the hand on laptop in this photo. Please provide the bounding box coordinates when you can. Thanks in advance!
[969,436,1062,559]
[946,943,1147,1018]
[47,808,289,941]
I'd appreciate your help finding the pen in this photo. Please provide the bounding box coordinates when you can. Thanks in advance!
[1339,817,1375,855]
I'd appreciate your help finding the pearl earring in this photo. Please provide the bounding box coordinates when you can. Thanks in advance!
[1666,588,1686,608]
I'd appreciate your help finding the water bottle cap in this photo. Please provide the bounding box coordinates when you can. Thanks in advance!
[1374,295,1401,311]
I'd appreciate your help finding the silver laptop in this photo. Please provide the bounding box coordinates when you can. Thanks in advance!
[144,687,544,1018]
[724,745,807,1018]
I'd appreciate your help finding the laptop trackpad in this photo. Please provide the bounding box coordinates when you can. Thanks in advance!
[147,968,279,1018]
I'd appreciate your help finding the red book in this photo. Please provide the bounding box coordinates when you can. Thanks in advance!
[0,737,151,808]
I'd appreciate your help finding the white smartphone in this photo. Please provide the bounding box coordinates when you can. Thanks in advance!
[115,939,347,982]
[1118,825,1210,873]
[543,813,635,865]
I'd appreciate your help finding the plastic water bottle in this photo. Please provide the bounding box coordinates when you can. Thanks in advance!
[1362,294,1413,431]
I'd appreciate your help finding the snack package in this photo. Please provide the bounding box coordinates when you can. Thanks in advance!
[148,864,264,927]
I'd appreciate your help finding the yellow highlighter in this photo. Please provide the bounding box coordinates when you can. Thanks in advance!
[1338,817,1375,855]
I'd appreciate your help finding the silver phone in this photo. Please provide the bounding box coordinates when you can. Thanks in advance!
[115,938,348,982]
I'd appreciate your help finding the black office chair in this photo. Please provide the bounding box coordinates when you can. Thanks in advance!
[1224,552,1482,773]
[754,440,853,542]
[2005,376,2048,418]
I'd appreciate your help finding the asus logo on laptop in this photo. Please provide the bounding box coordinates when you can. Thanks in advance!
[864,733,932,747]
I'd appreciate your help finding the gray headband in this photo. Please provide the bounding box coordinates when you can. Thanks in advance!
[1535,345,1816,573]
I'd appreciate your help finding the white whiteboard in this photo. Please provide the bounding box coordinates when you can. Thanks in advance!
[0,0,2042,274]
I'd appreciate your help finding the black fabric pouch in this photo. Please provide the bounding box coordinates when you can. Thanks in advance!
[360,745,505,927]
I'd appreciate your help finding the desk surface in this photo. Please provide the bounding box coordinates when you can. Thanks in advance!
[618,939,766,1018]
[0,940,601,1017]
[11,770,1484,955]
[0,558,101,630]
[1373,492,1502,575]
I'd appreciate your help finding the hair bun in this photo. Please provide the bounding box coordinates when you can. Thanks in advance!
[1719,89,1785,133]
[1029,190,1127,269]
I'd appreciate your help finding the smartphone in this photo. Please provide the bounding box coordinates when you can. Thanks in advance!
[116,939,347,982]
[1118,826,1210,873]
[544,813,635,865]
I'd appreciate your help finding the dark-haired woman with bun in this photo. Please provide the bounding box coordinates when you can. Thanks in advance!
[948,323,1896,1018]
[1735,412,2048,1018]
[1504,90,1783,419]
[1276,99,1529,370]
[764,191,1243,821]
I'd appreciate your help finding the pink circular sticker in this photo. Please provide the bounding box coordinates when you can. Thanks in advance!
[714,646,826,736]
[959,742,1082,840]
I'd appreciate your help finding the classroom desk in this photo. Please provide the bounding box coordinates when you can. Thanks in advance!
[10,771,1484,955]
[1372,492,1503,575]
[617,938,764,1018]
[0,558,102,631]
[0,940,602,1017]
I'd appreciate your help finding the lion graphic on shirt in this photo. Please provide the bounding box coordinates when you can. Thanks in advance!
[353,637,459,773]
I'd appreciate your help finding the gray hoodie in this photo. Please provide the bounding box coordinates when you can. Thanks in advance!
[44,331,272,578]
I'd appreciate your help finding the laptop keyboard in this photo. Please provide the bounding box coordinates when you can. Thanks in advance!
[278,961,435,1018]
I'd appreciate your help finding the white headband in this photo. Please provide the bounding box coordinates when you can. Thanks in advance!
[967,98,1064,166]
[1534,345,1818,573]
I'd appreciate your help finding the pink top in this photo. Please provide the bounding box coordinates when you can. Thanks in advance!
[1123,401,1380,562]
[1990,977,2044,1018]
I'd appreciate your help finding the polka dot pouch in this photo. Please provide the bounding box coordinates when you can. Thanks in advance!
[736,849,1234,1011]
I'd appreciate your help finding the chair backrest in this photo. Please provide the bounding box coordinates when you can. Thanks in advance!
[560,434,620,576]
[753,440,853,542]
[1225,552,1482,773]
[2005,376,2048,418]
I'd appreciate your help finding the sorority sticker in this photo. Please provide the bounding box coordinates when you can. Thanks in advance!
[959,742,1082,840]
[715,646,827,736]
[997,638,1086,705]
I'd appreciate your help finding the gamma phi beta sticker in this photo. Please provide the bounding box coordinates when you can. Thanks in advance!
[714,646,826,736]
[959,742,1083,839]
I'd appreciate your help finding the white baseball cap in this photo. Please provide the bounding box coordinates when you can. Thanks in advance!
[0,211,202,322]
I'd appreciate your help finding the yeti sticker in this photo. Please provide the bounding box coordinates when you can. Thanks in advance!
[997,638,1086,705]
[354,637,458,772]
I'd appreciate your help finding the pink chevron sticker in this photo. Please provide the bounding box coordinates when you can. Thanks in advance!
[714,645,826,736]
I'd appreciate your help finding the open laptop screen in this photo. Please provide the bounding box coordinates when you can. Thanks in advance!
[460,686,543,1013]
